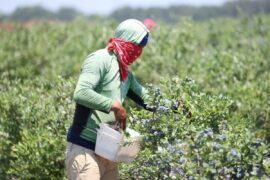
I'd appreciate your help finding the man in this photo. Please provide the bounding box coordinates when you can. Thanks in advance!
[65,19,151,180]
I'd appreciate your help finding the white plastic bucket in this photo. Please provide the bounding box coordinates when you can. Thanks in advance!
[95,123,123,161]
[95,123,141,163]
[116,128,141,163]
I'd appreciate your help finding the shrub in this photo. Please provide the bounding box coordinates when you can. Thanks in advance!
[120,77,270,179]
[0,74,75,179]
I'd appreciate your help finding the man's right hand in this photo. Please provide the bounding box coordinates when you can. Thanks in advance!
[111,101,127,130]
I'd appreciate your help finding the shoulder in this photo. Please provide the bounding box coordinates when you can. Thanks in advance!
[82,49,112,68]
[85,49,110,62]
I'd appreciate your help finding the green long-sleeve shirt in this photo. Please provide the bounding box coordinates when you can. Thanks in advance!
[71,48,148,142]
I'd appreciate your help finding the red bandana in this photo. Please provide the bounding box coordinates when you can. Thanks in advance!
[107,38,143,81]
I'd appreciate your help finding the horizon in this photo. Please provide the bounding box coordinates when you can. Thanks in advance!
[0,0,227,15]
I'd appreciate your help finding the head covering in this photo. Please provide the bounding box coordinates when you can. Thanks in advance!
[139,33,149,46]
[107,19,149,81]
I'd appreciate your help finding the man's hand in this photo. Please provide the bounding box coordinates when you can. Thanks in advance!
[174,100,192,118]
[111,101,127,130]
[179,100,192,118]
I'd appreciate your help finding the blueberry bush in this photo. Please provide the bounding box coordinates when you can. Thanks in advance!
[0,15,269,179]
[120,77,270,179]
[0,74,75,179]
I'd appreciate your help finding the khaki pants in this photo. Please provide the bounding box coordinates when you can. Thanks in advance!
[65,142,118,180]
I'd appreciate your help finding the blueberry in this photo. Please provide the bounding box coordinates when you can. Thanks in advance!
[158,105,168,112]
[236,172,243,178]
[204,127,213,133]
[141,119,147,124]
[177,150,185,155]
[251,139,262,148]
[191,144,198,149]
[142,162,151,167]
[177,158,185,164]
[204,128,213,136]
[169,147,176,153]
[42,155,46,161]
[207,131,213,136]
[235,167,245,178]
[186,77,193,82]
[193,156,201,163]
[198,131,205,138]
[146,104,153,110]
[149,128,155,134]
[212,142,221,150]
[155,87,161,95]
[209,161,216,167]
[231,149,237,157]
[217,134,225,141]
[150,117,157,122]
[157,131,165,138]
[145,137,151,143]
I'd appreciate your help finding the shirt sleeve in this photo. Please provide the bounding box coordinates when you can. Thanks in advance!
[127,71,150,108]
[73,53,113,113]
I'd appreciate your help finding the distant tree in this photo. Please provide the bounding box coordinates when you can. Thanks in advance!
[0,12,7,22]
[110,0,270,23]
[9,6,55,21]
[224,0,270,15]
[56,7,83,21]
[2,0,270,23]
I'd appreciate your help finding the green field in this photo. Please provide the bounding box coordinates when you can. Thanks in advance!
[0,16,269,179]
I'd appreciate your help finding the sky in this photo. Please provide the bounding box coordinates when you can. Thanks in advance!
[0,0,228,15]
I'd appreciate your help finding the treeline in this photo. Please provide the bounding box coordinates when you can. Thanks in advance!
[0,6,94,22]
[112,0,270,22]
[0,0,270,23]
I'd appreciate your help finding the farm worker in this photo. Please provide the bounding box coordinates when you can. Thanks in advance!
[65,19,151,180]
[143,18,156,30]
